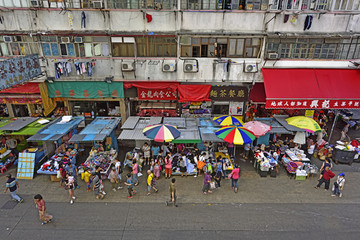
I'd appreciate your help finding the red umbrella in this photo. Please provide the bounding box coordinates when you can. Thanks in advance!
[243,121,271,138]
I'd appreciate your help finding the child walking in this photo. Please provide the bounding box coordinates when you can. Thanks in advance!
[146,170,158,196]
[34,194,53,225]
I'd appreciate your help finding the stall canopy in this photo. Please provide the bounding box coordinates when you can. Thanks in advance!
[273,115,305,132]
[0,117,38,131]
[253,118,292,134]
[0,82,42,104]
[69,117,121,142]
[263,69,360,109]
[0,118,13,135]
[249,83,266,104]
[163,118,201,143]
[10,119,53,136]
[178,85,211,102]
[118,117,162,141]
[27,116,84,142]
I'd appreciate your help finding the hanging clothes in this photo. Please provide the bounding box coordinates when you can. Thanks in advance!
[304,15,313,31]
[81,11,86,28]
[74,62,81,75]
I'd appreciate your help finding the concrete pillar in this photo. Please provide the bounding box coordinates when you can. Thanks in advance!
[6,103,14,117]
[64,99,72,115]
[119,98,127,125]
[27,104,36,116]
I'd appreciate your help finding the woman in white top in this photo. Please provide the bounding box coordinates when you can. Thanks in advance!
[142,142,151,166]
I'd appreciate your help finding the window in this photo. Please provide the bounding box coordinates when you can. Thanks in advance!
[79,36,110,57]
[106,0,176,9]
[0,35,40,56]
[271,0,330,10]
[0,0,29,7]
[181,0,246,10]
[332,0,360,10]
[111,37,135,57]
[266,37,360,60]
[181,36,261,58]
[41,36,75,57]
[246,0,268,10]
[136,36,177,57]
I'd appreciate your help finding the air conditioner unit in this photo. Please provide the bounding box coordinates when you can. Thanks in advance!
[30,0,41,7]
[92,1,103,8]
[162,60,176,72]
[3,36,12,43]
[244,63,258,73]
[74,37,83,43]
[267,52,279,60]
[61,37,70,43]
[183,60,198,73]
[121,61,135,72]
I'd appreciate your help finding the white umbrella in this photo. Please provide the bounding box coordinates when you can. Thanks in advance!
[294,131,306,145]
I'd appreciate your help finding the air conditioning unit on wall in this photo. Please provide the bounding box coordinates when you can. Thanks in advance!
[162,60,176,72]
[92,1,103,8]
[244,63,258,73]
[30,0,41,7]
[61,37,71,43]
[74,37,83,43]
[121,61,135,72]
[267,52,279,60]
[183,60,198,73]
[3,36,12,43]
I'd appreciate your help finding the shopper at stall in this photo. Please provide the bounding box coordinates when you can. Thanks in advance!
[125,173,135,199]
[214,168,222,188]
[132,159,139,186]
[109,167,121,192]
[4,174,23,203]
[142,142,151,166]
[153,159,161,179]
[83,168,92,192]
[92,173,104,200]
[34,194,53,225]
[315,166,335,190]
[176,143,185,154]
[166,178,177,207]
[151,145,160,160]
[202,171,212,195]
[58,163,66,188]
[228,143,234,157]
[229,164,240,193]
[161,144,170,157]
[332,173,345,198]
[6,137,18,158]
[65,173,76,204]
[146,170,158,196]
[243,143,250,159]
[340,124,350,142]
[179,153,187,177]
[164,153,173,179]
[65,162,78,189]
[114,159,123,182]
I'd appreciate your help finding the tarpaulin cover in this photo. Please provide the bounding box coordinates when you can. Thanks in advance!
[178,85,211,102]
[249,83,266,103]
[47,81,124,98]
[0,82,40,94]
[263,69,360,109]
[123,82,179,91]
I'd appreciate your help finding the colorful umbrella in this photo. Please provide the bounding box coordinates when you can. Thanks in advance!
[286,116,321,133]
[213,115,244,127]
[244,121,272,138]
[142,124,180,142]
[215,126,255,145]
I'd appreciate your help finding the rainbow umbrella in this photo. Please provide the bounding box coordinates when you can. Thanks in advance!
[215,126,255,145]
[142,124,180,142]
[244,121,272,138]
[286,116,321,133]
[213,115,244,127]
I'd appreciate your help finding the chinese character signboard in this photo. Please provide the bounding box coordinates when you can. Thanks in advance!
[209,86,248,102]
[138,88,177,100]
[266,99,360,109]
[0,54,42,91]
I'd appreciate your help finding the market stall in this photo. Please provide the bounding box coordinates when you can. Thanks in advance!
[334,140,360,165]
[82,148,118,178]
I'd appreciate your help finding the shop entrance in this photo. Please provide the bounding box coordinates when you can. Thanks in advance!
[70,101,120,118]
[13,105,29,117]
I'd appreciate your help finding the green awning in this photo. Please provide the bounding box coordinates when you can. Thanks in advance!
[47,81,124,99]
[10,118,53,136]
[172,139,202,144]
[0,118,12,135]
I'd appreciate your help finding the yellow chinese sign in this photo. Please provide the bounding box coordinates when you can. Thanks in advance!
[209,86,248,101]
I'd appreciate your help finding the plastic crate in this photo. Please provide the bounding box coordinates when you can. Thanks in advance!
[295,175,307,180]
[259,171,268,177]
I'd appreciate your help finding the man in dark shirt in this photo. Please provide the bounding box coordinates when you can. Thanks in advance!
[166,178,177,207]
[4,174,23,203]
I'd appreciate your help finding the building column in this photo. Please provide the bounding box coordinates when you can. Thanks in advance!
[27,104,36,116]
[119,98,127,125]
[64,99,71,115]
[6,103,14,117]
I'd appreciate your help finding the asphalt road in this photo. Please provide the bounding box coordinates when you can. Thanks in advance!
[1,200,359,240]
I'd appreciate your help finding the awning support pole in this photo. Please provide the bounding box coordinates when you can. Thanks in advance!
[328,111,339,144]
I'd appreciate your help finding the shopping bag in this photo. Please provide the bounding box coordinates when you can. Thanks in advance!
[56,171,62,179]
[210,182,216,189]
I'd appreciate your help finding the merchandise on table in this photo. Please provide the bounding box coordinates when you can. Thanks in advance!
[170,153,197,175]
[82,149,117,176]
[255,151,279,172]
[37,149,77,175]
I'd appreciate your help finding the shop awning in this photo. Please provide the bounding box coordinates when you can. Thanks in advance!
[0,82,42,104]
[0,82,40,94]
[27,116,84,142]
[178,85,211,102]
[47,81,124,98]
[11,118,53,136]
[249,83,266,104]
[273,115,305,132]
[253,117,292,134]
[118,117,163,140]
[199,127,224,142]
[69,117,120,142]
[0,117,38,131]
[263,69,360,109]
[123,82,179,91]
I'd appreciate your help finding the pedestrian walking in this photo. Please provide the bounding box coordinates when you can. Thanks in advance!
[65,162,78,188]
[146,170,158,196]
[95,166,106,195]
[315,166,335,190]
[92,173,104,200]
[319,158,333,180]
[332,173,346,197]
[166,178,177,207]
[82,168,92,192]
[179,153,187,177]
[214,168,222,188]
[34,194,53,225]
[109,167,121,192]
[125,173,135,199]
[4,174,23,203]
[132,159,139,186]
[65,173,76,204]
[114,159,123,184]
[202,171,212,195]
[229,164,240,193]
[58,163,66,188]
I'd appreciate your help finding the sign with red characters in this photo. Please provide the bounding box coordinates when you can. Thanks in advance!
[266,99,360,109]
[138,88,177,100]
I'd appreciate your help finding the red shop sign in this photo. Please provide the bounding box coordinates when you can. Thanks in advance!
[266,99,360,109]
[138,88,177,100]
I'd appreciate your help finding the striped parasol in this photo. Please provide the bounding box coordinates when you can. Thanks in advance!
[213,115,244,127]
[142,124,180,142]
[215,126,255,145]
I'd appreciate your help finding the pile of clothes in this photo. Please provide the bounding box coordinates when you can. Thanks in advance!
[255,150,278,172]
[83,149,116,173]
[38,149,77,173]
